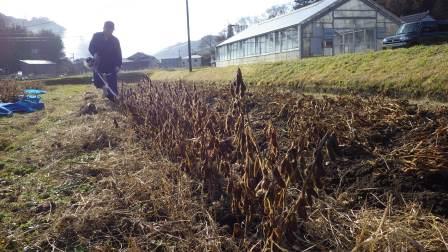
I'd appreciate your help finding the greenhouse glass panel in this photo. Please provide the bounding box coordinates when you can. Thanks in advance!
[280,30,288,51]
[377,13,386,22]
[255,37,260,56]
[355,19,376,28]
[286,27,299,50]
[259,35,266,54]
[302,38,311,57]
[267,33,275,53]
[337,0,374,11]
[238,41,243,58]
[275,32,281,52]
[318,12,333,23]
[334,19,356,29]
[334,10,376,18]
[385,22,399,36]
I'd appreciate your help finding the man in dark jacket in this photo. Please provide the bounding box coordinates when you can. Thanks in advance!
[89,21,122,101]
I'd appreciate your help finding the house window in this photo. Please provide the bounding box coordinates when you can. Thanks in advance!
[324,40,333,48]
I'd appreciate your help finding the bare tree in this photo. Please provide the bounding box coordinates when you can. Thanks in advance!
[293,0,320,10]
[265,4,293,19]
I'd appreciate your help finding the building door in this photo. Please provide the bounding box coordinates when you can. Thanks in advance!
[311,38,323,56]
[343,32,354,53]
[311,25,323,56]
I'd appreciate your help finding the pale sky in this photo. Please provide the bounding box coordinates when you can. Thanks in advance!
[1,0,291,58]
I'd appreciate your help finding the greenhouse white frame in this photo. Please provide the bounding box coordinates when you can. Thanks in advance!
[216,0,402,67]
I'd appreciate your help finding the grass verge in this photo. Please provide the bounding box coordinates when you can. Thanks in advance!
[150,44,448,101]
[42,71,148,85]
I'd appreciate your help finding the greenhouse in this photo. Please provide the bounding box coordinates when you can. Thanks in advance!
[216,0,402,67]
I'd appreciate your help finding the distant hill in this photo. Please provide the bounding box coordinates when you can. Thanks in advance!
[154,41,201,59]
[0,12,65,36]
[154,35,225,60]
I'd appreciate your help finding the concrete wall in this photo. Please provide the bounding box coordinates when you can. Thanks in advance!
[20,63,57,76]
[216,50,300,67]
[161,58,182,68]
[182,58,202,68]
[122,60,159,71]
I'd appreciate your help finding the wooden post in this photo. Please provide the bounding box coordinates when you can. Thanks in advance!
[186,0,193,72]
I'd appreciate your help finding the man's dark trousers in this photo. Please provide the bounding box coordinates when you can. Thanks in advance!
[93,71,118,101]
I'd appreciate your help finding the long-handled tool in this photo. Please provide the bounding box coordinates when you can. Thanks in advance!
[84,57,118,99]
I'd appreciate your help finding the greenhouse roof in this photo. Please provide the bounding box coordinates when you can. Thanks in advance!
[217,0,401,47]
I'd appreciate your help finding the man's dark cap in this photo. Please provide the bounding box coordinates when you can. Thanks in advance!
[104,21,115,29]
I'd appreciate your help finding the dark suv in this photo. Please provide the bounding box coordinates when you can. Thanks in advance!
[382,20,448,49]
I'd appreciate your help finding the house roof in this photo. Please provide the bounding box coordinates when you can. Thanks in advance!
[161,57,181,61]
[401,11,434,23]
[128,52,154,61]
[217,0,401,47]
[122,59,134,63]
[182,55,202,59]
[19,60,56,65]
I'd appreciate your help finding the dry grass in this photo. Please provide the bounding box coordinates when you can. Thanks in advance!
[45,149,235,251]
[304,196,448,251]
[0,80,23,103]
[2,80,448,251]
[3,88,235,251]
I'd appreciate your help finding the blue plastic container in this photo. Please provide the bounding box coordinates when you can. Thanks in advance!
[0,106,13,117]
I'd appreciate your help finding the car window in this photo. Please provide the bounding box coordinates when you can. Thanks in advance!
[397,23,420,34]
[422,22,438,33]
[439,23,448,32]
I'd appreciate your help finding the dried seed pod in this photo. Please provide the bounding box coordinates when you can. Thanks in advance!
[264,194,274,216]
[326,133,339,161]
[233,223,242,238]
[306,186,318,205]
[219,137,234,154]
[265,122,279,161]
[296,193,308,219]
[272,164,286,188]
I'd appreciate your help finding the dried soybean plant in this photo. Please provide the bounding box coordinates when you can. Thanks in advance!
[119,70,448,250]
[120,69,334,250]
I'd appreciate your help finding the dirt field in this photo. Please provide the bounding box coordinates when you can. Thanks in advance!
[1,74,448,251]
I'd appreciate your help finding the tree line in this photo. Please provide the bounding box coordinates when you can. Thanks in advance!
[0,16,64,74]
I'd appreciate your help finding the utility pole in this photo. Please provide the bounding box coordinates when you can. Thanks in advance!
[186,0,193,72]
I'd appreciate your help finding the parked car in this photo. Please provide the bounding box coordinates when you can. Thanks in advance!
[382,20,448,49]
